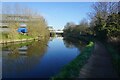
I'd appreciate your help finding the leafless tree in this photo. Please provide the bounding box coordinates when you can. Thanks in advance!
[88,2,118,21]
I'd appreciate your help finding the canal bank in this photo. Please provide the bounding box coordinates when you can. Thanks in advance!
[0,34,48,44]
[0,37,39,44]
[52,41,119,79]
[52,41,94,79]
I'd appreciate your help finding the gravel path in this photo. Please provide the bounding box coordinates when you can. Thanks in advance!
[79,41,118,78]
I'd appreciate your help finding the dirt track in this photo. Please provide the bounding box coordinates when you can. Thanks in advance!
[79,41,118,78]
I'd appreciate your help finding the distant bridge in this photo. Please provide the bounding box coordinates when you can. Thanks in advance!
[49,30,63,37]
[54,30,63,34]
[50,30,63,34]
[48,26,63,36]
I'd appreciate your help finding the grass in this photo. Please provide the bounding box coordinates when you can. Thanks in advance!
[2,41,33,50]
[51,41,94,80]
[0,33,33,42]
[18,34,33,39]
[104,44,120,76]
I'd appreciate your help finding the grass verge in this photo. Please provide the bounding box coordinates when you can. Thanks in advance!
[51,41,94,80]
[18,34,33,39]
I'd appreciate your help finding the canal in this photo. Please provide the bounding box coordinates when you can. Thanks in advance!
[2,37,87,78]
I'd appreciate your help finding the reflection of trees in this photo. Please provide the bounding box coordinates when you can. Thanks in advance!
[63,37,87,50]
[2,38,49,76]
[63,40,75,48]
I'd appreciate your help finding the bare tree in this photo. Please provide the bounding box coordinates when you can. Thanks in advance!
[108,2,118,14]
[64,22,76,30]
[89,2,118,21]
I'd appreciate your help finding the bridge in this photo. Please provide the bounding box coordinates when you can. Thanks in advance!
[48,27,63,36]
[50,30,63,36]
[54,30,63,34]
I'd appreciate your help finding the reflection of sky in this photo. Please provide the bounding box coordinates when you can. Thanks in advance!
[29,38,80,78]
[2,37,81,78]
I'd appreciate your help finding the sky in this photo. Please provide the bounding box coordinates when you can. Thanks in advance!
[3,2,94,30]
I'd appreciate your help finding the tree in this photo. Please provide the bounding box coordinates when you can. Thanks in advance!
[63,22,76,36]
[64,22,76,30]
[106,13,120,39]
[94,16,107,40]
[89,2,118,21]
[88,2,119,40]
[63,19,90,37]
[2,3,49,40]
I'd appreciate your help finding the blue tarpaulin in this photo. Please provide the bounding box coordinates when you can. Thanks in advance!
[17,27,27,33]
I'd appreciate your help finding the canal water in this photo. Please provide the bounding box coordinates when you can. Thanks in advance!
[2,37,86,78]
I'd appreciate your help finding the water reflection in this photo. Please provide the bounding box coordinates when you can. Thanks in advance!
[63,37,88,50]
[0,44,2,79]
[2,37,87,78]
[2,38,49,78]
